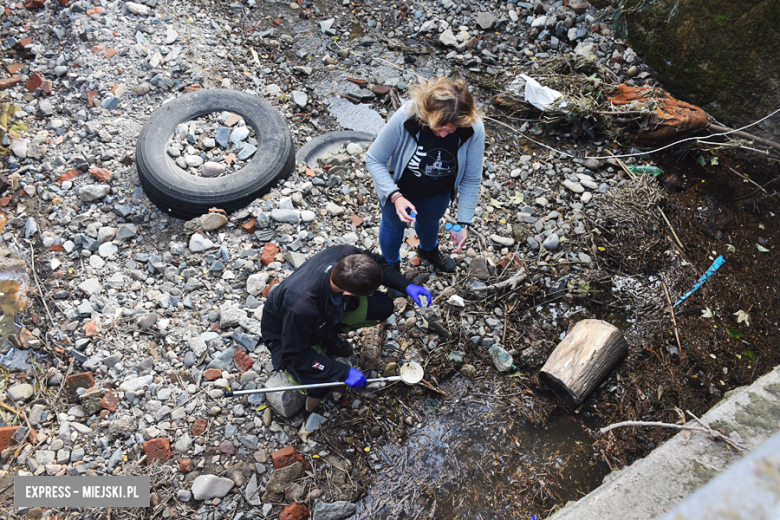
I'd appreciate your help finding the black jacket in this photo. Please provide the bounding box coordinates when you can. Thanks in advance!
[261,245,411,382]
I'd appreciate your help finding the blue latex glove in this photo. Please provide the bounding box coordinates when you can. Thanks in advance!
[406,284,432,308]
[345,367,367,388]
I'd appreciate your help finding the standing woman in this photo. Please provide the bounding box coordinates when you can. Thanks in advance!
[366,77,485,273]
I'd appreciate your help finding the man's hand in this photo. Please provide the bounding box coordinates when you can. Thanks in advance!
[345,367,367,388]
[393,195,417,223]
[406,284,432,307]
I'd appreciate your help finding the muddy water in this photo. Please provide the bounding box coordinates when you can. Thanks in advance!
[356,375,608,519]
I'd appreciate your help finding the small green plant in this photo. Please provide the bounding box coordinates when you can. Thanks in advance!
[727,328,742,340]
[743,351,756,363]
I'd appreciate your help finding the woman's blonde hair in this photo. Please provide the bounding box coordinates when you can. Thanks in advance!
[410,77,479,130]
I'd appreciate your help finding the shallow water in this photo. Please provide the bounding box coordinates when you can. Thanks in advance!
[356,375,608,519]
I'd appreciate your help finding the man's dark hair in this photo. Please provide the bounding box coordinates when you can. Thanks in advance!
[331,254,383,295]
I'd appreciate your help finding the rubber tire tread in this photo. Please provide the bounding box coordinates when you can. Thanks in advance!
[136,89,294,220]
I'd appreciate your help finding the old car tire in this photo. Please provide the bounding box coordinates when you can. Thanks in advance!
[136,89,294,220]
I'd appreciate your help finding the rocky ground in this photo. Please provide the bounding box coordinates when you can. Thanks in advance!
[0,0,675,518]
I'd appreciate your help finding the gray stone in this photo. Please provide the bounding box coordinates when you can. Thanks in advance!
[237,144,257,160]
[563,179,585,194]
[305,413,327,431]
[7,383,34,402]
[542,234,559,250]
[245,473,262,505]
[208,347,237,371]
[291,91,308,108]
[285,252,306,268]
[439,29,457,46]
[202,161,225,177]
[476,12,497,30]
[174,433,192,453]
[262,461,305,502]
[188,336,207,357]
[177,489,192,502]
[219,303,243,328]
[189,233,214,252]
[191,475,235,501]
[313,501,358,520]
[116,224,137,241]
[80,184,110,202]
[270,209,300,223]
[264,372,305,417]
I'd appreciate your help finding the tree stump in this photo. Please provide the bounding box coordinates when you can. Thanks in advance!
[539,319,628,408]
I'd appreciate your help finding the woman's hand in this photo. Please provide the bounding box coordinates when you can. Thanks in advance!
[393,195,417,223]
[452,227,468,252]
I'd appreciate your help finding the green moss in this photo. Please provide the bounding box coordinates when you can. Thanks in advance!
[734,392,780,433]
[623,0,780,132]
[709,419,738,436]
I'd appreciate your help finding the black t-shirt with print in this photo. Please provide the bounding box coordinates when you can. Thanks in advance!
[396,128,460,200]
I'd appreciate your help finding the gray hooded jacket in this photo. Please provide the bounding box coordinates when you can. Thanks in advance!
[365,102,485,225]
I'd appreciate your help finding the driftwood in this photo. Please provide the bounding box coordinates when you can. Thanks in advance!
[540,319,628,407]
[472,266,528,293]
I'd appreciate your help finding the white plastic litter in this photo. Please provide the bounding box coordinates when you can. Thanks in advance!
[519,74,565,112]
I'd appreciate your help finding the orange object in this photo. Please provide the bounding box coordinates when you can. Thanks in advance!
[608,84,709,145]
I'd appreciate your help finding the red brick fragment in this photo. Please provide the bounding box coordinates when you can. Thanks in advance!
[104,48,117,59]
[56,169,79,185]
[0,426,19,452]
[66,372,95,403]
[271,445,310,470]
[0,196,12,207]
[239,217,256,233]
[25,72,42,92]
[86,91,100,107]
[92,45,104,53]
[260,242,280,266]
[280,504,309,520]
[84,319,98,337]
[179,459,193,473]
[347,77,367,85]
[372,85,391,96]
[6,64,24,74]
[191,418,208,437]
[232,349,253,371]
[100,389,118,412]
[39,79,52,94]
[305,168,315,177]
[50,244,64,252]
[203,368,221,381]
[143,438,171,466]
[17,37,33,48]
[184,85,202,93]
[0,76,22,91]
[260,279,280,298]
[351,214,363,227]
[87,6,102,15]
[89,167,112,182]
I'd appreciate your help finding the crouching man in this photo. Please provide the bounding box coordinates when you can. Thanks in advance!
[261,244,432,413]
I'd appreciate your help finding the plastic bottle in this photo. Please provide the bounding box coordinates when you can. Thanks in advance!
[627,165,663,177]
[445,222,461,241]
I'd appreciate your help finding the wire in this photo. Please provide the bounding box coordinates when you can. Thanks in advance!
[485,105,780,161]
[369,55,780,161]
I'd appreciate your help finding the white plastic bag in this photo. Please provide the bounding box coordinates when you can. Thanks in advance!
[520,74,565,112]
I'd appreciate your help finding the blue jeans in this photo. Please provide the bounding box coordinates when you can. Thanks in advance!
[378,191,451,264]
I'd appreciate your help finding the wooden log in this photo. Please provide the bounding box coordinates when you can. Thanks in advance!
[539,319,628,408]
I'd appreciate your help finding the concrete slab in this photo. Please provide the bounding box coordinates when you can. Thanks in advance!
[548,366,780,520]
[656,430,780,519]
